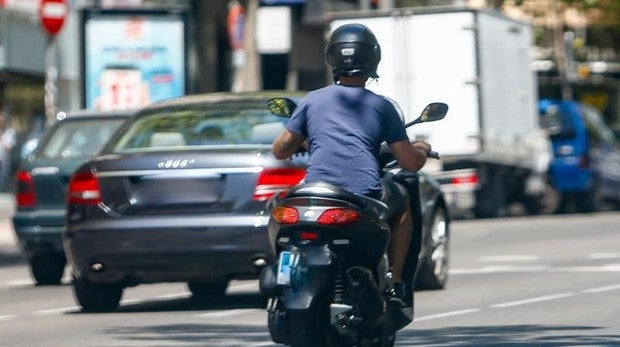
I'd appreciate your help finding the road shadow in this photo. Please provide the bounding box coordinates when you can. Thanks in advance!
[105,323,277,346]
[398,324,620,346]
[102,323,620,346]
[70,291,267,314]
[0,249,25,266]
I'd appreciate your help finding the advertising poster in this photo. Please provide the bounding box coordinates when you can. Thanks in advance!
[82,10,186,111]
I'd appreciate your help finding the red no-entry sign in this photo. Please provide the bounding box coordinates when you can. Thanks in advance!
[39,0,68,36]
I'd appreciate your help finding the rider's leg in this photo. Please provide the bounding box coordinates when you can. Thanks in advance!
[388,198,412,283]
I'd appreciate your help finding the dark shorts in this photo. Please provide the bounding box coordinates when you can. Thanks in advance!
[366,176,409,220]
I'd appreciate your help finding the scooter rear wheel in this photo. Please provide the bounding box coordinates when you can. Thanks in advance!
[288,295,332,347]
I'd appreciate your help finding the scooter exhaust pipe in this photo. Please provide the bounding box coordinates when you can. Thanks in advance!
[346,266,384,322]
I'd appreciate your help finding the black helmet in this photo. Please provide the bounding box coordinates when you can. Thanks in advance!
[325,23,381,81]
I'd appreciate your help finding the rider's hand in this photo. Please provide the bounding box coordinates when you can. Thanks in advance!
[412,140,431,156]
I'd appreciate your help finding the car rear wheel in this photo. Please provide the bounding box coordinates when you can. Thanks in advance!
[416,206,449,290]
[30,253,66,285]
[73,277,123,312]
[187,280,229,303]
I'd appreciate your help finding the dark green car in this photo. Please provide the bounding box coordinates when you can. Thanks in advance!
[12,110,132,285]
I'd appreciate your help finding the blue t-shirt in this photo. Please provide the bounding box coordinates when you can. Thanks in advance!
[287,84,408,197]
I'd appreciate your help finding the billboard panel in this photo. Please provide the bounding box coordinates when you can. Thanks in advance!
[82,9,187,110]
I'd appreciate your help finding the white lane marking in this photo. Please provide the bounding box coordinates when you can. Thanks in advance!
[24,288,254,319]
[196,308,263,318]
[478,255,540,262]
[5,279,34,287]
[549,264,620,272]
[153,293,190,301]
[228,282,259,291]
[583,283,620,294]
[589,253,620,259]
[121,292,189,305]
[0,315,15,321]
[414,308,480,322]
[246,342,281,347]
[450,263,620,275]
[450,265,548,274]
[33,293,189,316]
[490,293,576,309]
[4,276,71,287]
[33,307,78,316]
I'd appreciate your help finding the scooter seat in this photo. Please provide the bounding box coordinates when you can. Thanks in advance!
[285,182,389,218]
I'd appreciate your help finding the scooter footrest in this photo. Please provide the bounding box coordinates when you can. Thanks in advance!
[383,300,413,336]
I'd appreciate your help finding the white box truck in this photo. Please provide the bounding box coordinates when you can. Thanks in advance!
[329,6,553,218]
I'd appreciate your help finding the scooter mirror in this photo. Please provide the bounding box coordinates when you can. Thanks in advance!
[406,102,448,127]
[268,98,297,118]
[420,102,448,122]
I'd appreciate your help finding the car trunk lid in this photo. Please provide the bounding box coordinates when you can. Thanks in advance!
[94,148,304,215]
[28,157,90,208]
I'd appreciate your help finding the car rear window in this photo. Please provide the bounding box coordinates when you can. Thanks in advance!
[110,101,288,153]
[40,118,126,159]
[540,105,576,141]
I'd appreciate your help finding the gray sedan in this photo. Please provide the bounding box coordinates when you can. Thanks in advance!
[13,110,132,285]
[64,92,307,311]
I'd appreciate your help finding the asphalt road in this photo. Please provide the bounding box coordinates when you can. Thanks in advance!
[1,203,619,346]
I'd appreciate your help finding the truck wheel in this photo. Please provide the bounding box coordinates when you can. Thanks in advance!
[187,280,228,303]
[30,253,66,285]
[73,277,123,312]
[579,180,603,213]
[416,207,449,290]
[524,183,560,215]
[474,176,506,218]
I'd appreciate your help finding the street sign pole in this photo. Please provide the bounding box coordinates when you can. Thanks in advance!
[39,0,68,124]
[44,35,58,125]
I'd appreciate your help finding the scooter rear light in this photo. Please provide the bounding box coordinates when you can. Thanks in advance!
[272,206,299,224]
[316,208,360,225]
[68,172,102,205]
[253,167,306,201]
[300,231,318,240]
[451,173,479,185]
[16,171,36,207]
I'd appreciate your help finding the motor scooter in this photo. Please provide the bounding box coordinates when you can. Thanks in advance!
[260,99,448,347]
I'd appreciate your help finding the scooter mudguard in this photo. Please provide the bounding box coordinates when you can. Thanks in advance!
[282,246,332,310]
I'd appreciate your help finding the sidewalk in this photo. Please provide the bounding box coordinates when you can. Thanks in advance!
[0,193,18,251]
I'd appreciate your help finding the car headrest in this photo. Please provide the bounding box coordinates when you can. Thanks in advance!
[149,132,186,147]
[251,122,285,144]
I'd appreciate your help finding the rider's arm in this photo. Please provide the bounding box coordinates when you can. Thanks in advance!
[272,129,306,159]
[389,140,431,172]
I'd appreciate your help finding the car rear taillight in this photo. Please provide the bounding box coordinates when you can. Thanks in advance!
[68,172,102,205]
[451,173,479,185]
[253,167,306,201]
[272,205,299,224]
[317,208,360,225]
[16,171,36,207]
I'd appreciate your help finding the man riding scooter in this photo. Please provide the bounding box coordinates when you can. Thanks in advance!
[272,23,432,309]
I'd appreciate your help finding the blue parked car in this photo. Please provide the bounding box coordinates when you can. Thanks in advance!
[539,99,620,212]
